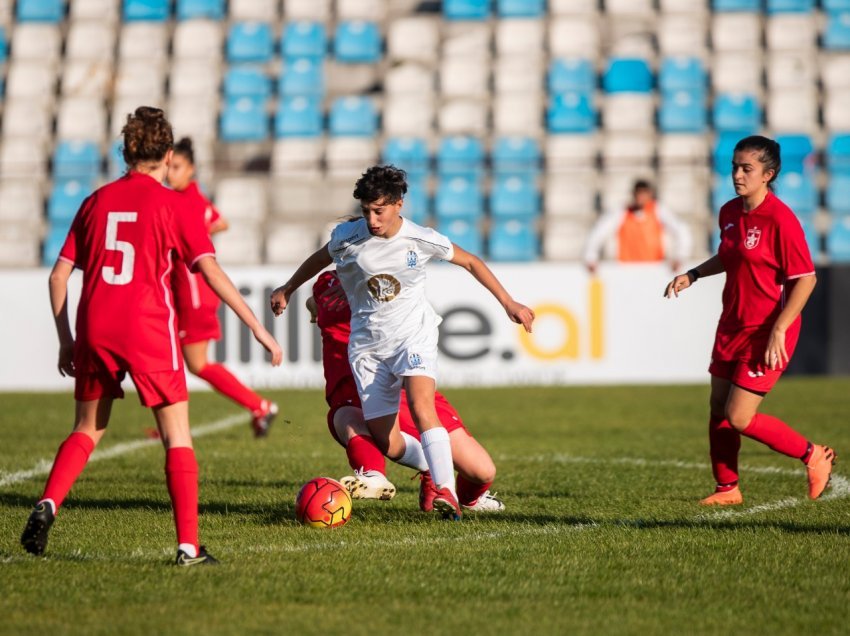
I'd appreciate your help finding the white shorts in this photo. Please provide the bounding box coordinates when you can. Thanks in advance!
[350,337,438,421]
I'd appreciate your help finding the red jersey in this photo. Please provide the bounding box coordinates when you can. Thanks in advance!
[716,191,814,334]
[314,271,355,405]
[59,171,215,374]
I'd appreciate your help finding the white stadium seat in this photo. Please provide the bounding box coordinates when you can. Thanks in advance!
[173,20,223,61]
[767,89,818,133]
[496,19,545,60]
[658,14,708,58]
[712,53,763,94]
[658,134,708,167]
[168,98,218,142]
[440,58,489,99]
[336,0,386,21]
[658,168,711,219]
[438,99,489,136]
[0,138,48,181]
[266,224,322,264]
[388,17,439,64]
[0,179,44,228]
[57,97,107,143]
[6,62,56,100]
[115,62,166,101]
[271,177,325,218]
[493,93,542,136]
[543,219,592,261]
[70,0,121,21]
[602,95,655,133]
[230,0,277,20]
[215,178,268,223]
[2,99,53,144]
[545,134,599,172]
[385,64,434,96]
[659,0,707,12]
[61,60,113,98]
[821,55,850,91]
[605,0,654,13]
[600,167,655,212]
[824,90,850,131]
[766,53,818,90]
[66,21,116,61]
[549,17,600,58]
[494,56,544,93]
[712,13,761,52]
[170,61,221,98]
[443,22,491,60]
[326,138,379,178]
[284,0,331,21]
[766,15,817,52]
[213,223,263,266]
[271,139,325,178]
[383,96,435,137]
[11,24,61,63]
[120,23,169,63]
[544,171,597,218]
[548,0,598,15]
[602,134,655,168]
[0,223,41,268]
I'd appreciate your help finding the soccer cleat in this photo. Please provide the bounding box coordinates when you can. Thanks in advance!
[699,486,743,506]
[432,487,462,521]
[20,502,56,556]
[463,491,505,512]
[251,402,278,438]
[417,471,438,512]
[806,445,837,500]
[175,545,219,567]
[339,469,396,500]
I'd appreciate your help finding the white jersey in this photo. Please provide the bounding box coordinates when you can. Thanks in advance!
[327,217,455,357]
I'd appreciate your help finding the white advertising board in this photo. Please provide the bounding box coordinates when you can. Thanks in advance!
[0,263,723,391]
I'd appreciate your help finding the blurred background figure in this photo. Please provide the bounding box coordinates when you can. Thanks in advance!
[583,180,692,274]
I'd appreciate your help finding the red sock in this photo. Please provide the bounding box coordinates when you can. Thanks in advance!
[741,413,809,460]
[196,363,264,414]
[346,435,386,473]
[40,431,95,512]
[165,447,199,551]
[708,415,740,487]
[456,475,492,507]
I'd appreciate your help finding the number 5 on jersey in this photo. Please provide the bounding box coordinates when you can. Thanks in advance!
[102,212,138,285]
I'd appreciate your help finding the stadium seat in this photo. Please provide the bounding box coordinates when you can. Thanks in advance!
[547,92,596,133]
[0,27,6,64]
[659,90,708,133]
[337,0,386,20]
[71,0,121,21]
[827,217,850,262]
[549,0,597,13]
[606,0,653,12]
[224,67,272,101]
[824,12,850,49]
[0,180,43,226]
[170,61,221,98]
[271,139,324,178]
[712,53,762,93]
[494,56,545,93]
[489,219,539,262]
[220,97,269,142]
[329,97,377,137]
[382,137,430,177]
[659,134,708,167]
[548,58,595,95]
[544,170,596,218]
[53,141,100,181]
[274,96,323,137]
[825,0,850,9]
[713,93,761,134]
[435,176,483,221]
[492,94,542,136]
[2,99,53,143]
[227,22,274,63]
[123,0,170,21]
[440,58,489,99]
[493,137,540,177]
[6,62,55,100]
[403,177,430,225]
[438,219,483,254]
[490,175,540,220]
[48,179,94,226]
[443,0,490,20]
[108,140,127,179]
[713,0,759,11]
[177,0,225,20]
[438,100,484,134]
[545,134,599,172]
[334,21,382,64]
[174,21,222,60]
[437,136,484,178]
[766,0,815,12]
[659,57,706,93]
[603,58,653,93]
[66,22,116,61]
[827,134,850,174]
[383,96,435,137]
[214,224,264,265]
[385,63,433,95]
[800,219,821,261]
[497,0,545,17]
[282,22,327,59]
[265,224,320,263]
[775,134,814,172]
[549,17,599,58]
[767,52,817,90]
[120,23,168,62]
[215,178,267,222]
[824,90,850,129]
[826,174,850,215]
[602,134,654,168]
[768,89,818,132]
[279,57,324,96]
[17,0,64,22]
[603,95,655,132]
[62,60,113,99]
[0,138,48,181]
[496,19,545,60]
[387,17,440,64]
[775,171,818,217]
[658,14,708,57]
[542,219,591,260]
[325,138,378,177]
[57,98,107,143]
[230,0,277,20]
[712,13,762,51]
[713,133,742,175]
[284,0,331,21]
[11,24,62,63]
[43,225,71,267]
[766,14,817,51]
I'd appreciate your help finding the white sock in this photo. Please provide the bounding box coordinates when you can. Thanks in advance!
[420,427,456,496]
[38,498,57,515]
[396,431,429,472]
[178,543,197,558]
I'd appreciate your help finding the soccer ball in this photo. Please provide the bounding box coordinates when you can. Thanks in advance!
[295,477,353,528]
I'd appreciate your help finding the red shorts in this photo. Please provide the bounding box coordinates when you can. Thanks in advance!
[75,369,188,408]
[178,306,221,345]
[709,321,800,394]
[399,391,468,439]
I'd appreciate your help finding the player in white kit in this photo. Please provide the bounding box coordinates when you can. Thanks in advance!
[270,166,534,519]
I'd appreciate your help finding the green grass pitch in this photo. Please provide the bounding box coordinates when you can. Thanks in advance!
[1,379,848,635]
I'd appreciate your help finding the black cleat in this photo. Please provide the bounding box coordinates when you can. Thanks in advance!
[21,502,55,556]
[175,545,219,567]
[251,402,278,438]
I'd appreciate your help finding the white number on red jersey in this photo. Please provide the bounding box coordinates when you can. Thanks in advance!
[101,211,138,286]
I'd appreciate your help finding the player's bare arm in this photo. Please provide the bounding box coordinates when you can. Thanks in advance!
[765,273,817,370]
[48,259,76,377]
[270,244,333,316]
[664,254,726,298]
[449,244,535,333]
[196,256,283,366]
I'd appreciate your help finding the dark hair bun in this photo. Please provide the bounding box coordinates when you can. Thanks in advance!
[121,106,174,167]
[173,137,195,164]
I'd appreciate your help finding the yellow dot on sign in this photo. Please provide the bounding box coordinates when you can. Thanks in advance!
[518,304,579,360]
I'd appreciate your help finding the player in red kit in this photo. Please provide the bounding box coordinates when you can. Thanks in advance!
[665,135,835,506]
[20,107,282,565]
[168,137,278,437]
[308,270,504,512]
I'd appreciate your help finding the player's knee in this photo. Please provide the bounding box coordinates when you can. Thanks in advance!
[725,406,753,432]
[408,400,437,428]
[186,359,205,376]
[709,397,726,421]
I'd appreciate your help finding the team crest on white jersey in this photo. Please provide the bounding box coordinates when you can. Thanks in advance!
[367,274,401,302]
[406,249,418,268]
[408,352,424,369]
[745,228,761,249]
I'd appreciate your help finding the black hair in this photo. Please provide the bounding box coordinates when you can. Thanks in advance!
[353,165,408,204]
[633,179,653,194]
[734,135,781,188]
[173,137,195,164]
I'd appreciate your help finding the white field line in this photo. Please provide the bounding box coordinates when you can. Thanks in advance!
[0,413,246,488]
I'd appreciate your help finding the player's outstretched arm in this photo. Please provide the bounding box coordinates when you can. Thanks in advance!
[48,259,76,377]
[449,244,535,333]
[664,254,725,299]
[195,256,283,366]
[270,244,333,316]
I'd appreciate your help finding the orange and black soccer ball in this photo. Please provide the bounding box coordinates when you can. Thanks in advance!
[295,477,353,528]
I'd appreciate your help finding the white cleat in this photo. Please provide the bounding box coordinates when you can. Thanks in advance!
[339,469,396,501]
[463,491,505,511]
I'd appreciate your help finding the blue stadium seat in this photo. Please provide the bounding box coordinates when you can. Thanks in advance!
[775,171,818,218]
[48,179,94,226]
[824,0,850,9]
[603,58,653,93]
[403,177,430,225]
[548,59,595,95]
[443,0,490,20]
[767,0,815,12]
[109,140,127,179]
[489,219,539,262]
[547,93,596,133]
[274,96,323,137]
[177,0,224,19]
[334,21,381,64]
[827,134,850,175]
[492,136,540,177]
[279,57,324,96]
[227,23,274,64]
[713,0,760,9]
[659,57,706,92]
[329,97,377,136]
[43,226,71,267]
[220,97,269,142]
[0,27,7,64]
[53,141,101,181]
[437,136,484,178]
[775,135,813,173]
[124,0,170,21]
[435,176,484,221]
[826,174,850,215]
[659,90,708,133]
[224,67,272,101]
[383,138,430,177]
[712,178,738,211]
[713,133,742,175]
[497,0,545,17]
[713,93,761,134]
[800,219,821,260]
[438,220,483,255]
[827,217,850,262]
[17,0,64,22]
[490,175,539,220]
[283,22,327,59]
[824,11,850,49]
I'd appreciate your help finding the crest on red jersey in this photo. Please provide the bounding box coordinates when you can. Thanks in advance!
[745,228,761,249]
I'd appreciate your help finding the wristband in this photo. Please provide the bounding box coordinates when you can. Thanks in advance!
[687,268,700,283]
